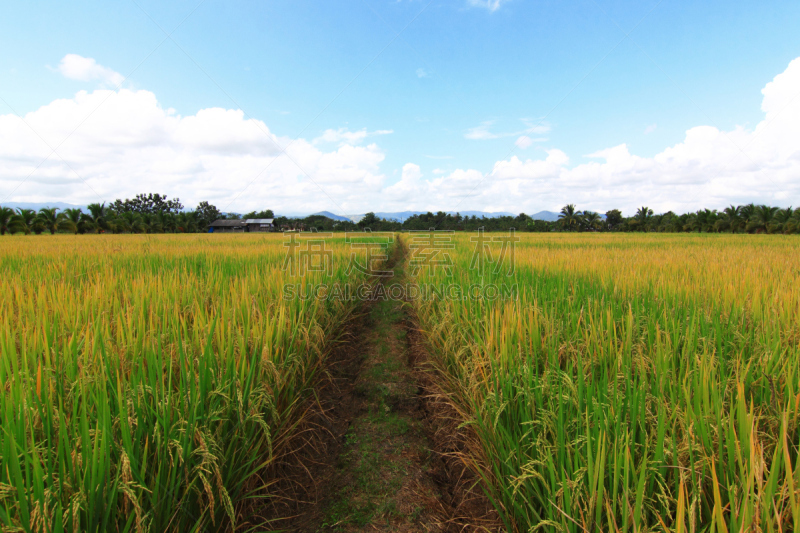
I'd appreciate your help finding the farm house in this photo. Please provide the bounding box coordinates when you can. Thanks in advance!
[208,220,247,232]
[244,218,275,232]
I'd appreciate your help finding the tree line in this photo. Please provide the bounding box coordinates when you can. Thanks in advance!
[552,204,800,234]
[1,194,799,235]
[341,204,800,234]
[0,194,222,235]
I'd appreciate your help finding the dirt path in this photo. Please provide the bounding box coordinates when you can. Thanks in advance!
[258,241,501,532]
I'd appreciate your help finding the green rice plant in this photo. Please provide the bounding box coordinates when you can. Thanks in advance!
[408,232,800,532]
[0,233,378,532]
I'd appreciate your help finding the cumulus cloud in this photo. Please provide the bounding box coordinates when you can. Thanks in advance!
[3,55,800,216]
[0,88,387,213]
[56,54,125,87]
[385,57,800,215]
[383,163,423,203]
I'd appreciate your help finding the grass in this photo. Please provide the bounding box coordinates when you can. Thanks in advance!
[0,233,381,532]
[318,293,423,531]
[407,232,800,532]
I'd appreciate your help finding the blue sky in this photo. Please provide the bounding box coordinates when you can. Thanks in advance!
[1,0,800,215]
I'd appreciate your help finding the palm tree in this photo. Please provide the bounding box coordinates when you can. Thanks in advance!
[0,206,18,235]
[117,211,147,233]
[684,209,717,232]
[770,207,793,234]
[582,211,602,231]
[746,205,779,233]
[62,208,95,234]
[739,203,756,227]
[161,212,177,233]
[12,208,38,235]
[786,208,800,234]
[714,205,741,233]
[175,211,198,233]
[628,206,653,232]
[86,203,112,233]
[558,204,582,231]
[36,207,73,235]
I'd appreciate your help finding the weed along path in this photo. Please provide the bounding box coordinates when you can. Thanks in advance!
[265,242,500,532]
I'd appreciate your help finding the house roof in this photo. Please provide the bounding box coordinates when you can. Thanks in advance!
[244,219,274,224]
[209,219,247,227]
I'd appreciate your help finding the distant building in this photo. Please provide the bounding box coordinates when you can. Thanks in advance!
[208,220,247,233]
[244,219,275,232]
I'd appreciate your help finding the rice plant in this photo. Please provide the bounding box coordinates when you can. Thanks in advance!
[0,233,372,532]
[409,232,800,532]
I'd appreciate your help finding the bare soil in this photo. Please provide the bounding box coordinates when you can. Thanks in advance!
[250,242,502,532]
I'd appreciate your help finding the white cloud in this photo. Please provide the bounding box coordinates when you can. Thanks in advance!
[378,57,800,215]
[314,127,392,146]
[644,123,657,135]
[467,0,509,12]
[56,54,125,87]
[515,135,533,149]
[383,163,423,203]
[465,119,549,140]
[4,56,800,216]
[0,89,387,213]
[416,68,428,78]
[464,121,498,140]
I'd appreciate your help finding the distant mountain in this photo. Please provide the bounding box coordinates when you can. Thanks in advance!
[347,211,519,222]
[372,211,423,222]
[530,210,560,222]
[310,211,353,222]
[307,210,552,223]
[458,210,517,218]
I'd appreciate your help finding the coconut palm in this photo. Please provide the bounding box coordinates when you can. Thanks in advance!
[175,211,198,233]
[582,211,602,231]
[12,208,38,235]
[714,205,741,233]
[683,209,717,232]
[0,206,19,235]
[739,203,756,226]
[36,207,74,235]
[786,208,800,234]
[769,207,793,234]
[628,206,653,232]
[558,204,582,231]
[63,208,95,234]
[636,206,653,222]
[86,203,112,233]
[117,211,147,233]
[746,205,779,233]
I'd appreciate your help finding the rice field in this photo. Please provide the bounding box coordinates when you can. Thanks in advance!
[4,231,799,532]
[0,234,373,532]
[409,233,800,532]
